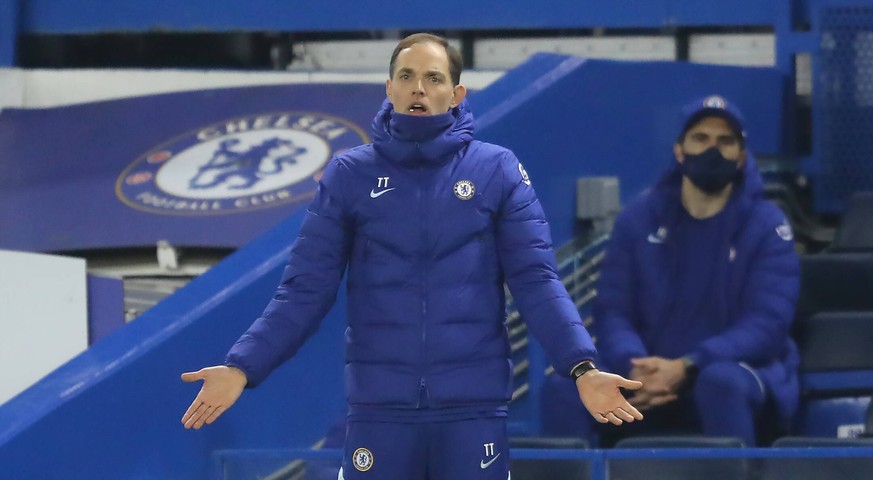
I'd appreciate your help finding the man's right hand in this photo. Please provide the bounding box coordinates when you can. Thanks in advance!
[180,366,247,430]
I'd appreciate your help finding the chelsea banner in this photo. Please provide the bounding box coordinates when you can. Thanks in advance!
[0,83,384,252]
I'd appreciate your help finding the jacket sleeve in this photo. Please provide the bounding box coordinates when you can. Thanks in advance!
[687,209,799,368]
[591,207,649,378]
[495,151,596,377]
[225,158,353,387]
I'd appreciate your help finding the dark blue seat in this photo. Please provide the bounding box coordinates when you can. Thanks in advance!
[509,436,589,480]
[793,396,870,438]
[795,253,873,321]
[792,264,873,438]
[797,311,873,374]
[760,436,873,480]
[867,399,873,436]
[609,436,748,480]
[831,191,873,252]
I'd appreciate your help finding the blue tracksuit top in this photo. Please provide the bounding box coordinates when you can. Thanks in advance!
[226,99,596,410]
[593,154,801,423]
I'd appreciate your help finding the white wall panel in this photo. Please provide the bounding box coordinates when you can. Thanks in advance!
[689,33,775,66]
[0,68,24,109]
[796,53,812,97]
[0,67,500,109]
[292,39,459,71]
[474,36,676,69]
[0,250,88,405]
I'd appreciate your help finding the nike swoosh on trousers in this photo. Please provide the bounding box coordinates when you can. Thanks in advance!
[480,452,501,469]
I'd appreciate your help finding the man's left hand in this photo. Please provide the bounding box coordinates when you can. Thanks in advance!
[576,370,645,425]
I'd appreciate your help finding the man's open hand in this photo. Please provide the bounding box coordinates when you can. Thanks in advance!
[576,370,644,425]
[180,366,247,430]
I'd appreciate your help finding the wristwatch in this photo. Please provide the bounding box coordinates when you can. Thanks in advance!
[680,356,697,373]
[570,360,597,380]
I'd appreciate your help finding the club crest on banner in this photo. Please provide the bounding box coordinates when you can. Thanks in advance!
[117,112,368,215]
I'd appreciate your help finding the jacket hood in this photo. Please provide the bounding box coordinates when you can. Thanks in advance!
[371,98,474,167]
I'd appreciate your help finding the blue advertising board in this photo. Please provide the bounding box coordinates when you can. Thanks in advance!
[0,83,384,252]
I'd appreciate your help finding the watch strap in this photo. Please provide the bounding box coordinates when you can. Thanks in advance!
[570,360,597,380]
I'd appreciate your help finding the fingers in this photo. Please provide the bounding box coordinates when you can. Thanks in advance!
[182,398,209,429]
[601,409,639,426]
[620,378,644,390]
[630,357,660,375]
[182,401,219,430]
[646,384,673,395]
[180,369,212,428]
[647,393,678,408]
[622,402,645,421]
[193,405,218,429]
[628,394,649,409]
[204,405,227,425]
[630,357,653,368]
[604,412,622,425]
[181,396,203,426]
[185,403,209,430]
[612,408,637,423]
[593,406,643,426]
[181,370,204,383]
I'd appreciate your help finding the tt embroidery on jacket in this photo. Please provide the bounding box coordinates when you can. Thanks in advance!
[370,176,395,198]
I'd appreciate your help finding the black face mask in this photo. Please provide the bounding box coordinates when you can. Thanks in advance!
[679,146,741,194]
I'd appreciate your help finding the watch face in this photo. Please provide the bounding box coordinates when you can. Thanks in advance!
[573,362,595,378]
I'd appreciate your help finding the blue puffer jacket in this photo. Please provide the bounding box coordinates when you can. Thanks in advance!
[593,155,800,423]
[226,99,595,409]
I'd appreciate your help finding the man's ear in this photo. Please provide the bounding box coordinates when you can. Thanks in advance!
[673,143,685,164]
[450,85,467,108]
[737,150,747,169]
[385,79,392,101]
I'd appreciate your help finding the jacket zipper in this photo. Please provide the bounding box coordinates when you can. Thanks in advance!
[417,152,429,408]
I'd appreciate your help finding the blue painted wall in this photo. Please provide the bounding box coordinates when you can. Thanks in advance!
[0,0,799,67]
[13,0,780,34]
[472,54,785,245]
[0,0,18,65]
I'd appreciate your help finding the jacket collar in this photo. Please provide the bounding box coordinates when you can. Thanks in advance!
[371,98,474,167]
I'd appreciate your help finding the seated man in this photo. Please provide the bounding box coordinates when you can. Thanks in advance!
[546,95,800,447]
